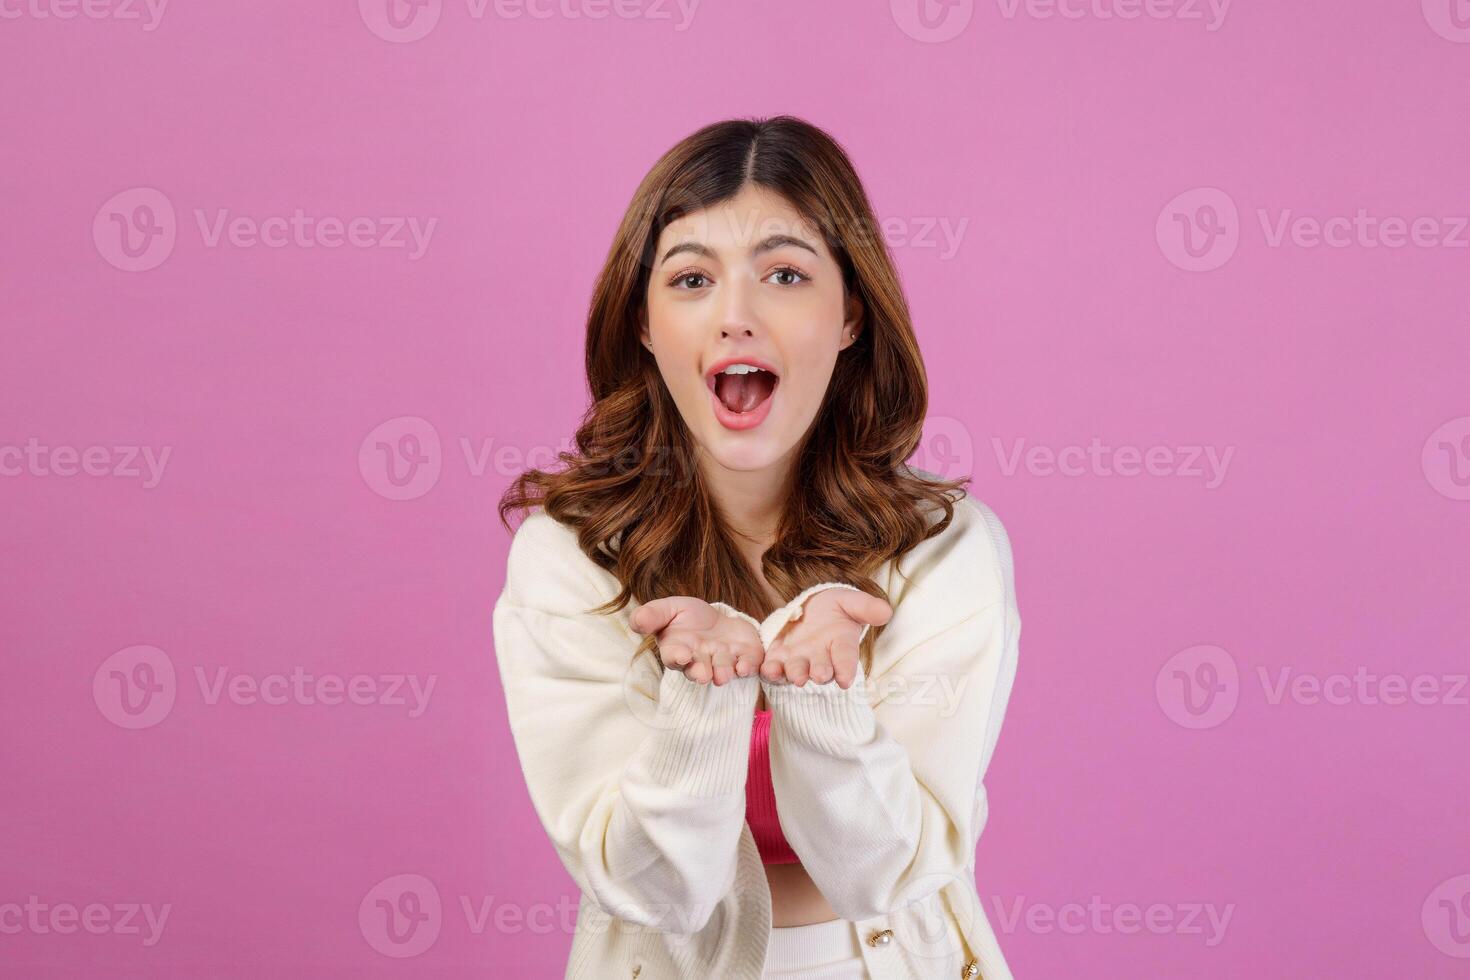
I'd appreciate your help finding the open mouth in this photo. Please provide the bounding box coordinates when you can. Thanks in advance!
[705,360,780,430]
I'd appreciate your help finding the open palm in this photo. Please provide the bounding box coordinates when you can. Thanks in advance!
[760,588,892,689]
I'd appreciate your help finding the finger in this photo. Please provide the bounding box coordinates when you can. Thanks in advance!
[830,636,861,689]
[660,640,693,669]
[837,591,893,628]
[806,647,834,684]
[760,641,788,683]
[631,598,678,636]
[733,641,762,678]
[785,653,811,686]
[711,646,737,686]
[685,651,713,684]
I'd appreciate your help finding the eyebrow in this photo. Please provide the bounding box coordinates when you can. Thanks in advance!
[658,234,818,267]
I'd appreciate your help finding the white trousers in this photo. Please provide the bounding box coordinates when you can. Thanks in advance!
[760,917,870,979]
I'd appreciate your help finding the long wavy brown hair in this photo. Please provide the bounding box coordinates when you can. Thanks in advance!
[497,114,969,676]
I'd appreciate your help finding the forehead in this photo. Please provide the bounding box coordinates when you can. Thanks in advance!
[656,185,831,258]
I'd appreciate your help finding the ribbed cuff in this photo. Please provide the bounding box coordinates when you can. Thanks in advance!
[636,668,759,797]
[761,658,875,756]
[708,600,762,635]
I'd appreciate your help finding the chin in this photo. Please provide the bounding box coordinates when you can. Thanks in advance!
[698,433,792,473]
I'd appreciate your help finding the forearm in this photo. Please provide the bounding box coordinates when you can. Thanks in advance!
[494,592,760,936]
[582,665,759,933]
[762,605,1004,921]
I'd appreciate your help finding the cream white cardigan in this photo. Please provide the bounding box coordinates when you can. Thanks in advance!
[492,492,1021,979]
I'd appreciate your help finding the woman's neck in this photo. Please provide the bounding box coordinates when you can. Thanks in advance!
[697,448,795,545]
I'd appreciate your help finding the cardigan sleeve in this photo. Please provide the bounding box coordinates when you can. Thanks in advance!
[761,498,1021,922]
[492,512,759,935]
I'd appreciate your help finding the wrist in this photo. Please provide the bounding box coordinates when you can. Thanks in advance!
[707,599,762,634]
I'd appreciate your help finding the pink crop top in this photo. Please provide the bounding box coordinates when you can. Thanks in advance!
[745,708,799,864]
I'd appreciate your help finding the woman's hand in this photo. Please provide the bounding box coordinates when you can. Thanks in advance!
[630,597,764,685]
[760,588,893,689]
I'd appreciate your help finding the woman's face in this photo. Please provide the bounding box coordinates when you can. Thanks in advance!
[641,183,863,475]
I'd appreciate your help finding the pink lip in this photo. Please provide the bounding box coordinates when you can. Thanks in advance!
[704,357,781,432]
[704,355,781,387]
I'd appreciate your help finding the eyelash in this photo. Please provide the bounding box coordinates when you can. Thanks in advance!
[666,265,810,289]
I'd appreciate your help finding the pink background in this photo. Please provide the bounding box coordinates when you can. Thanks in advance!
[3,1,1469,976]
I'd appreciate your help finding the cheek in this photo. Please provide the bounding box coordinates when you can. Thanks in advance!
[787,329,844,382]
[646,304,702,364]
[774,351,839,430]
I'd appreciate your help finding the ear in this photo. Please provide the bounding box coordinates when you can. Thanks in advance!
[638,307,651,349]
[841,291,864,349]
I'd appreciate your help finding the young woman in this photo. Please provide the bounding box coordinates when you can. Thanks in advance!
[494,116,1020,980]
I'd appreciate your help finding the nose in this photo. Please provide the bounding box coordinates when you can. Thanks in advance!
[717,275,761,338]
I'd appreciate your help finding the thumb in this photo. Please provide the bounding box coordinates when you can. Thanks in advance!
[630,598,678,635]
[837,590,893,628]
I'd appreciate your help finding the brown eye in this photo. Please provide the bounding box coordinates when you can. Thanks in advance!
[668,269,709,289]
[767,266,809,286]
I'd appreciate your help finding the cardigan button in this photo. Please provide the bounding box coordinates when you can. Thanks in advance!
[866,928,894,947]
[961,960,981,978]
[630,966,640,978]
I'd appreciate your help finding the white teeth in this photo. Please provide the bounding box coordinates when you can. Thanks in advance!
[719,364,768,375]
